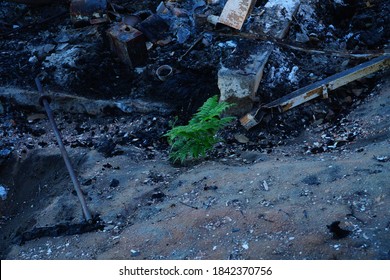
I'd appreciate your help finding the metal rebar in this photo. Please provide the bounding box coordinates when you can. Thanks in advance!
[35,78,92,222]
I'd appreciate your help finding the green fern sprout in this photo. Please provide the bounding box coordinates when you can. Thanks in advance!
[164,95,235,163]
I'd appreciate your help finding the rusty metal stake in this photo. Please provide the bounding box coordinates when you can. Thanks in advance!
[35,78,92,223]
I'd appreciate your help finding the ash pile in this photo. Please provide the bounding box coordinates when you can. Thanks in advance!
[0,0,389,161]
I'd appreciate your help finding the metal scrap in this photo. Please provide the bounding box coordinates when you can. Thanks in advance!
[265,55,390,111]
[241,55,390,129]
[107,23,148,68]
[136,14,170,44]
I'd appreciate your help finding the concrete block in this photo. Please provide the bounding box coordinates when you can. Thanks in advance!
[218,41,273,116]
[218,0,300,116]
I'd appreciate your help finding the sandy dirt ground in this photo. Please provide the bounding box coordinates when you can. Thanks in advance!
[0,0,389,260]
[1,78,389,260]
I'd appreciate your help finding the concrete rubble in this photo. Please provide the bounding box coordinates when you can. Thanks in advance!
[218,0,301,115]
[1,0,387,119]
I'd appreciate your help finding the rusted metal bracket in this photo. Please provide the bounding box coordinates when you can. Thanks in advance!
[241,55,390,129]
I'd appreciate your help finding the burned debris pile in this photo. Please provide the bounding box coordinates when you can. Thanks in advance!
[0,0,390,261]
[0,0,389,160]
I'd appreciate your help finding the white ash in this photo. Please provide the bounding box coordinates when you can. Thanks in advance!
[0,185,8,200]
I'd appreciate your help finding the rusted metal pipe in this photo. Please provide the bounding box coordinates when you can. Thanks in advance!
[35,78,92,223]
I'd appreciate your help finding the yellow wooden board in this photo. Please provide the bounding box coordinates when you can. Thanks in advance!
[218,0,256,30]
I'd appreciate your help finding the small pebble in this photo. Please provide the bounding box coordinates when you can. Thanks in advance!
[28,56,38,64]
[263,180,269,191]
[130,250,140,257]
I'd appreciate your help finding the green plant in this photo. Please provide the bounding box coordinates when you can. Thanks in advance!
[165,95,235,163]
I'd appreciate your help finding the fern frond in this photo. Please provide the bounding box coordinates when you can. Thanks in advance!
[164,95,235,163]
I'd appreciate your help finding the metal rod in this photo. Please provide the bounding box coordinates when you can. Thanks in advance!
[35,78,92,222]
[178,32,205,62]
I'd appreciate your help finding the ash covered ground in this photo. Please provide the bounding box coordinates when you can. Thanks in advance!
[0,0,389,260]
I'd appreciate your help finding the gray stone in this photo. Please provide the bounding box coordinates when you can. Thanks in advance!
[296,32,310,43]
[130,249,140,257]
[28,55,38,64]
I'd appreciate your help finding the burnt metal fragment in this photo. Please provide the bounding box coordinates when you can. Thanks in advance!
[241,55,390,129]
[96,138,116,157]
[156,65,173,81]
[107,23,148,68]
[204,185,218,191]
[151,192,166,201]
[136,14,170,44]
[265,55,390,112]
